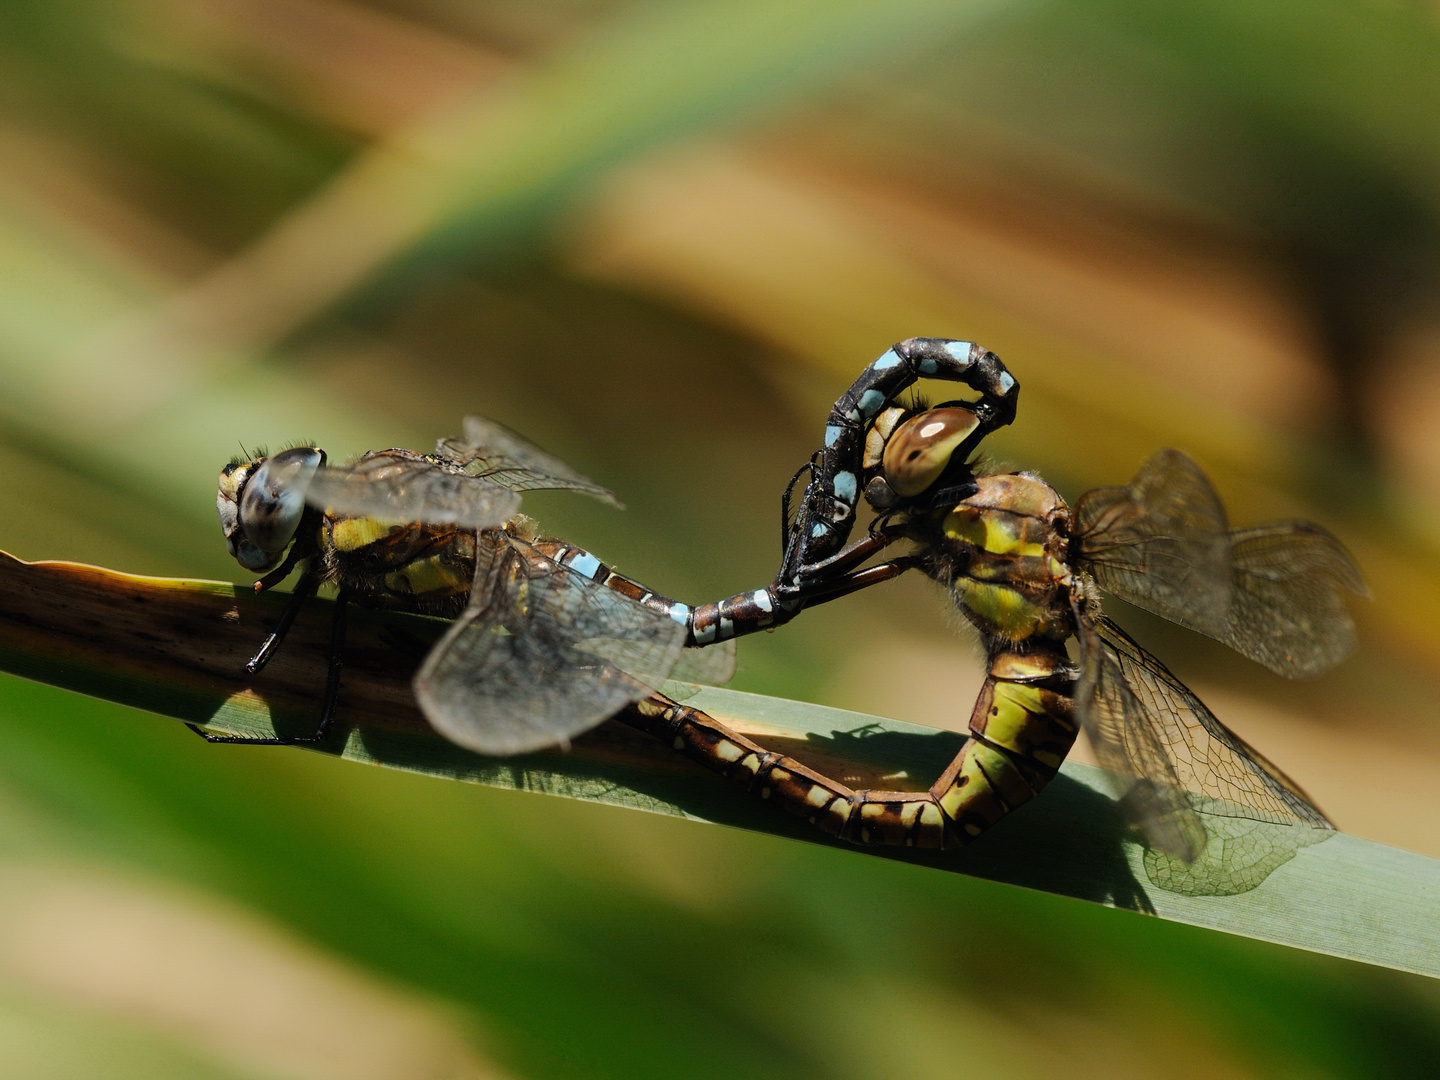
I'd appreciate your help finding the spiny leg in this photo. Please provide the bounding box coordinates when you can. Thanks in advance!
[784,555,918,607]
[793,528,895,581]
[683,551,917,646]
[780,458,813,553]
[251,530,314,593]
[246,572,320,674]
[188,588,350,746]
[311,590,349,743]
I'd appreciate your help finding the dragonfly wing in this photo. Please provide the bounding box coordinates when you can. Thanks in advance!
[1077,614,1334,892]
[1078,453,1364,679]
[1219,522,1366,678]
[1073,613,1208,863]
[414,540,686,755]
[1074,449,1232,637]
[1091,616,1331,828]
[436,415,620,505]
[304,450,521,529]
[666,639,738,690]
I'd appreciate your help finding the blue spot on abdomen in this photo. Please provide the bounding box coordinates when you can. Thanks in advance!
[569,552,602,578]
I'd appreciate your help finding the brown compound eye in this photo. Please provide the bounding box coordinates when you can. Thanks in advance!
[881,407,980,498]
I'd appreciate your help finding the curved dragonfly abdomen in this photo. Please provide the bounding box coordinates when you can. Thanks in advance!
[626,644,1076,849]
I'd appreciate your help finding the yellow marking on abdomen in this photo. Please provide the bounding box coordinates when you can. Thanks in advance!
[974,682,1077,770]
[931,643,1078,846]
[937,742,1037,838]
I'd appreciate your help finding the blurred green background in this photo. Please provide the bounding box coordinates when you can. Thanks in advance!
[2,0,1440,1076]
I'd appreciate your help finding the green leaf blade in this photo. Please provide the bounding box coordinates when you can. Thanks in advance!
[1,550,1436,978]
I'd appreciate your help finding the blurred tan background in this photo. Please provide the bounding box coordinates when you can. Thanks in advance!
[2,1,1440,1077]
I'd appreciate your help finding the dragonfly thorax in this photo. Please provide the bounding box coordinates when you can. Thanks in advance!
[927,472,1074,644]
[322,515,478,615]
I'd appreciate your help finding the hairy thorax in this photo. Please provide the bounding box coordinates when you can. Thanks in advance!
[922,472,1075,643]
[321,516,477,616]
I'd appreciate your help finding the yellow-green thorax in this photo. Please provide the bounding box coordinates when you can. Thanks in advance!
[936,473,1073,643]
[322,514,477,615]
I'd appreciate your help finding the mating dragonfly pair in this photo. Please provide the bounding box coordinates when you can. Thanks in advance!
[207,338,1363,893]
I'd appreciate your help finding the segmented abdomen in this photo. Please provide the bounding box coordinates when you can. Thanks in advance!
[623,642,1077,849]
[933,645,1077,842]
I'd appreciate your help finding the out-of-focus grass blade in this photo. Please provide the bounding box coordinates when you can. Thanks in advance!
[69,0,1026,394]
[564,146,1440,676]
[1,549,1437,979]
[0,0,1031,557]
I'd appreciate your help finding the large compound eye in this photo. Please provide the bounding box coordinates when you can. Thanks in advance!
[218,461,277,572]
[238,447,323,557]
[881,407,979,498]
[232,535,281,573]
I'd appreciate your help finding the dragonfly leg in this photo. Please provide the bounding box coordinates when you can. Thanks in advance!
[310,591,350,743]
[251,531,313,593]
[682,558,916,651]
[650,536,910,648]
[780,556,919,608]
[684,555,918,651]
[186,588,350,746]
[246,572,320,674]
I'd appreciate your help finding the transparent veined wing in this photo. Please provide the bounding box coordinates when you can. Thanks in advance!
[1075,612,1334,894]
[666,639,738,694]
[1073,612,1208,864]
[413,535,686,755]
[437,414,620,505]
[1216,522,1366,678]
[1076,452,1365,679]
[304,449,521,529]
[1073,449,1232,638]
[1091,616,1331,828]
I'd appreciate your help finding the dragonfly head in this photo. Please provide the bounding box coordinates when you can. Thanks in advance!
[862,404,982,510]
[217,446,325,573]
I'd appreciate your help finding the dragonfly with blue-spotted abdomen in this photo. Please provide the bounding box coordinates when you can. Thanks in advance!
[679,337,1021,644]
[203,414,738,754]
